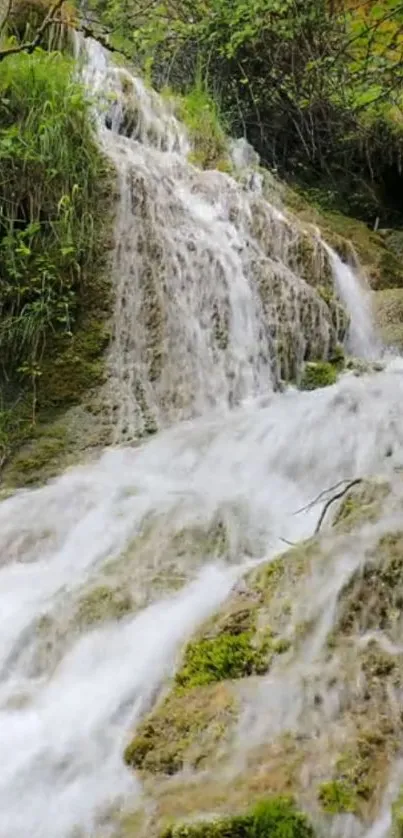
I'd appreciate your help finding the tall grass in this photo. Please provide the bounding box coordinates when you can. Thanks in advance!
[0,49,109,385]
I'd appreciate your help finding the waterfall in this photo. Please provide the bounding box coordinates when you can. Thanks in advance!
[326,245,379,359]
[1,38,402,838]
[79,38,358,442]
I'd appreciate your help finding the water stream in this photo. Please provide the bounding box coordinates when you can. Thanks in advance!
[0,37,402,838]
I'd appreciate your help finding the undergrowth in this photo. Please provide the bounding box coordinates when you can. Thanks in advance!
[0,47,113,479]
[164,81,230,171]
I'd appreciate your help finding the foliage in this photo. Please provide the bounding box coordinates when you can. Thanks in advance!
[93,0,403,225]
[299,361,337,390]
[160,797,314,838]
[171,81,230,170]
[0,46,112,474]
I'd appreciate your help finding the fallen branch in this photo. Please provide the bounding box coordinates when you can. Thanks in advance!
[314,478,362,534]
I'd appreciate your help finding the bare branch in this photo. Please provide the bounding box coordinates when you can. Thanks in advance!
[0,0,67,63]
[294,479,358,516]
[315,478,363,534]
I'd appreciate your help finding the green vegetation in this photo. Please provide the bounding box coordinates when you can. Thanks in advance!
[0,42,113,481]
[173,83,230,171]
[124,681,236,774]
[299,361,337,391]
[160,797,314,838]
[92,0,403,227]
[318,780,357,814]
[174,632,269,691]
[392,789,403,838]
[333,481,389,532]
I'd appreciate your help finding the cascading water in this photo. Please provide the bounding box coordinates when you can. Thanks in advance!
[1,36,402,838]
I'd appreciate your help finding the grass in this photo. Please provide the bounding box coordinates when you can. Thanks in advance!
[0,46,114,481]
[165,82,230,171]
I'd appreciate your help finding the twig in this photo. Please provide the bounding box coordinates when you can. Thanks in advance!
[279,536,296,547]
[315,478,362,534]
[293,479,357,515]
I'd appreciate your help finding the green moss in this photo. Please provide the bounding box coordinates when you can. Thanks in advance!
[299,361,337,391]
[75,585,133,626]
[392,789,403,838]
[124,682,236,775]
[333,530,403,638]
[174,631,269,691]
[318,780,358,814]
[329,344,345,371]
[333,481,389,532]
[160,797,314,838]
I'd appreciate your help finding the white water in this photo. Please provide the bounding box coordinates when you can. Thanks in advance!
[327,246,379,359]
[0,37,401,838]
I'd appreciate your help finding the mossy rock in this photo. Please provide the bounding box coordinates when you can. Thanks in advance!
[333,480,390,532]
[124,682,236,775]
[334,530,403,637]
[299,361,337,391]
[282,185,403,291]
[318,779,358,814]
[373,288,403,349]
[75,585,133,626]
[174,630,276,692]
[392,789,403,838]
[160,797,314,838]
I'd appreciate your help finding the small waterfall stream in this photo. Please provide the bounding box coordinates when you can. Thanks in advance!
[0,37,401,838]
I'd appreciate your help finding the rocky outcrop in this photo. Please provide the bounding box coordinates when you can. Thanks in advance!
[119,475,403,838]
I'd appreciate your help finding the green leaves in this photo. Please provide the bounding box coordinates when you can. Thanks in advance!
[0,50,107,383]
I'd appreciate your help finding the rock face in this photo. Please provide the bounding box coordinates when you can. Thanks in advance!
[374,289,403,350]
[119,475,403,838]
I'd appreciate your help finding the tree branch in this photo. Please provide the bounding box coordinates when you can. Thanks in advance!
[314,478,362,534]
[0,0,67,62]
